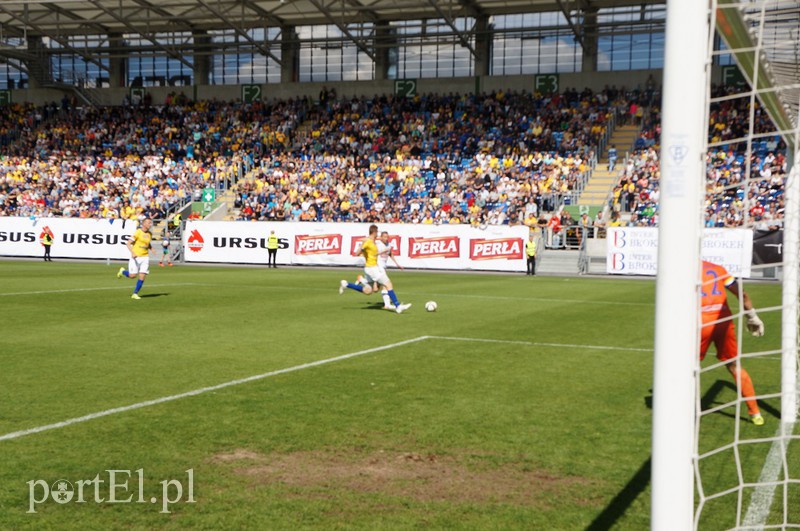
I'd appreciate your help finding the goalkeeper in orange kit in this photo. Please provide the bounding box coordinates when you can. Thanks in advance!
[700,260,765,425]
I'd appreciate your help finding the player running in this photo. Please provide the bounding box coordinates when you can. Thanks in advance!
[339,225,411,314]
[117,218,153,300]
[700,260,765,425]
[352,231,403,310]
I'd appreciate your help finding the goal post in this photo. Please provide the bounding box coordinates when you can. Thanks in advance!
[651,0,710,527]
[654,0,800,528]
[782,155,799,424]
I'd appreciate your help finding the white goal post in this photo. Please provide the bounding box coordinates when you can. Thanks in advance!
[651,0,709,528]
[781,155,799,423]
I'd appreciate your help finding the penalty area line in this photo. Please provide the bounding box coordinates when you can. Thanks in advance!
[0,336,430,443]
[427,335,651,352]
[0,283,211,297]
[418,292,652,306]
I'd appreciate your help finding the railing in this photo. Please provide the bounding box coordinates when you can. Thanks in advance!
[72,86,101,108]
[569,150,598,203]
[601,151,629,212]
[599,107,652,213]
[574,108,618,205]
[541,223,604,251]
[61,85,99,108]
[597,109,619,162]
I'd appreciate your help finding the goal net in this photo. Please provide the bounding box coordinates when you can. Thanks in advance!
[653,1,800,529]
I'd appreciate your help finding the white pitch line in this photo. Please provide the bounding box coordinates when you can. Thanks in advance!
[427,335,651,352]
[0,336,430,443]
[419,293,653,306]
[0,335,645,443]
[742,421,796,529]
[742,370,800,528]
[0,283,209,296]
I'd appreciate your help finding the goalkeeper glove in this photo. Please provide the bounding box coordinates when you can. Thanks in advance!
[745,310,765,337]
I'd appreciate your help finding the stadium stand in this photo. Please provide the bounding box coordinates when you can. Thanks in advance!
[606,85,787,229]
[1,88,634,227]
[0,81,786,234]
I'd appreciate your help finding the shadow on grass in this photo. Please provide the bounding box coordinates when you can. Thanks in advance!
[586,458,651,531]
[339,302,394,311]
[364,302,394,311]
[591,380,777,529]
[697,380,779,421]
[141,293,169,298]
[645,380,777,421]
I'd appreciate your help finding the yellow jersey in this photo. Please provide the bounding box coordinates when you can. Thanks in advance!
[131,228,152,257]
[361,238,379,267]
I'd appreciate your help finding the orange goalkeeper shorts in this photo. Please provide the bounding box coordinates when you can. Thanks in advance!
[700,314,738,362]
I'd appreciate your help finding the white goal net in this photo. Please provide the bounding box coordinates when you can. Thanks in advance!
[654,1,800,529]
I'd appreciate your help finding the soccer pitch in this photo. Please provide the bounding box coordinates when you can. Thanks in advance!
[0,261,786,529]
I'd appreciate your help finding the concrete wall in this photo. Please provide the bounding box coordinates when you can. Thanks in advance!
[9,69,672,107]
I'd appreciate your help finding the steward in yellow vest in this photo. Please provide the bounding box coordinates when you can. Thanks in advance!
[525,235,537,276]
[41,230,54,262]
[267,230,279,268]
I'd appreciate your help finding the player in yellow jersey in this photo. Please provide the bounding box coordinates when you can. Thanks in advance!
[339,225,411,314]
[117,218,153,300]
[351,231,403,310]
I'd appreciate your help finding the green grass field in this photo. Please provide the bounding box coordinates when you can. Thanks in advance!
[0,260,791,529]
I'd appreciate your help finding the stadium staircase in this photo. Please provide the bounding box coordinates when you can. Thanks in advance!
[19,47,100,108]
[219,113,317,221]
[535,249,581,276]
[152,219,174,238]
[577,124,640,207]
[222,165,265,220]
[218,114,317,221]
[220,189,240,220]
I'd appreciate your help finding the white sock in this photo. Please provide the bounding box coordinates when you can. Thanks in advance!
[382,290,392,307]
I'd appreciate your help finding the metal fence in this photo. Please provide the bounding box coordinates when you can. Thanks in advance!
[540,223,605,251]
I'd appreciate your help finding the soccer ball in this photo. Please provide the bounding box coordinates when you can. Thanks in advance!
[425,301,438,312]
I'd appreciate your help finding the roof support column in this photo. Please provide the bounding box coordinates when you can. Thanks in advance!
[193,30,211,86]
[373,21,395,81]
[474,14,491,77]
[108,33,126,87]
[581,7,598,73]
[25,35,46,88]
[280,25,299,84]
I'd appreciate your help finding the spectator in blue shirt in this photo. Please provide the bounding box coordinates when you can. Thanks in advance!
[607,144,618,172]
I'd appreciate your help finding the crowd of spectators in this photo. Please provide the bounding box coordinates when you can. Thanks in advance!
[0,86,638,225]
[233,88,630,224]
[608,84,787,229]
[8,81,780,234]
[0,97,306,219]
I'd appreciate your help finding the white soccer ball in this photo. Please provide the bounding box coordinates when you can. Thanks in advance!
[425,301,438,312]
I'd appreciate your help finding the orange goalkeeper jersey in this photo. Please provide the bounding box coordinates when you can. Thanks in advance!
[701,260,734,323]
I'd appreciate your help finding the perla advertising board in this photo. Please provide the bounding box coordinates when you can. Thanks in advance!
[183,221,530,272]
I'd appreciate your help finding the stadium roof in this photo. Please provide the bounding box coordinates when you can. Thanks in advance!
[747,1,800,133]
[0,1,795,138]
[0,0,665,38]
[716,0,800,145]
